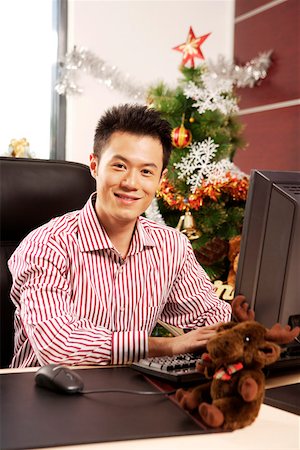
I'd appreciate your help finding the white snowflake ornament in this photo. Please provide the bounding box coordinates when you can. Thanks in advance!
[184,73,239,116]
[207,159,248,184]
[174,138,219,192]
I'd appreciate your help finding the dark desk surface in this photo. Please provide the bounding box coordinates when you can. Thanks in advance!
[264,382,300,415]
[0,366,216,450]
[1,367,299,450]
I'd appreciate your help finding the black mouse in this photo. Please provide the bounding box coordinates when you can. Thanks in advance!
[35,364,84,394]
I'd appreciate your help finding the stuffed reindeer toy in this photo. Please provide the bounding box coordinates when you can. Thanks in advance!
[176,296,299,431]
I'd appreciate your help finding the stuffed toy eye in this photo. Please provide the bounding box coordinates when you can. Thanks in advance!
[244,335,251,343]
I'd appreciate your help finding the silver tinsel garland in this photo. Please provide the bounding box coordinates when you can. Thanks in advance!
[206,51,273,88]
[55,46,273,98]
[55,46,147,100]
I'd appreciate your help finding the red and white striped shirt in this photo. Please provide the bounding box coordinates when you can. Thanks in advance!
[8,194,231,367]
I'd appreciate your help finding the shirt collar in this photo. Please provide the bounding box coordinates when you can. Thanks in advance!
[127,218,156,255]
[78,194,156,254]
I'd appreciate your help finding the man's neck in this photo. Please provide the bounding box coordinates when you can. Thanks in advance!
[106,222,137,259]
[93,197,139,259]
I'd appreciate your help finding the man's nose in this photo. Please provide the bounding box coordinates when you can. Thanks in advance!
[120,170,139,189]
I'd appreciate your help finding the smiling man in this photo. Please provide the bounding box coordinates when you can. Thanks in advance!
[90,131,165,259]
[8,104,231,368]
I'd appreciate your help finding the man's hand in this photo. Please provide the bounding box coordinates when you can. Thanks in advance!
[148,323,221,358]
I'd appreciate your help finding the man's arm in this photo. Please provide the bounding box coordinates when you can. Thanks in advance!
[149,238,231,357]
[160,240,231,328]
[8,237,147,366]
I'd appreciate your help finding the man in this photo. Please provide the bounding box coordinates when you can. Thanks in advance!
[8,104,231,367]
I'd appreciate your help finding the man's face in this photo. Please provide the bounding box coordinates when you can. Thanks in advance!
[90,131,166,228]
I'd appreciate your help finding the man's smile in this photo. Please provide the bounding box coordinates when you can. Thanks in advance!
[114,192,141,203]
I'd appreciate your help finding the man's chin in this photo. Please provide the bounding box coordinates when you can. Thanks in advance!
[113,212,140,224]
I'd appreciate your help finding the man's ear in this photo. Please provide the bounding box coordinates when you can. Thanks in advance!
[89,153,98,179]
[159,168,168,183]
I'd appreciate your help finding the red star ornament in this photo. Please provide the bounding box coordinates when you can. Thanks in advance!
[173,26,211,67]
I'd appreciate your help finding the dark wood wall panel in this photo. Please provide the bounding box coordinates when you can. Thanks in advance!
[234,105,300,173]
[235,0,272,17]
[234,0,299,173]
[235,0,300,109]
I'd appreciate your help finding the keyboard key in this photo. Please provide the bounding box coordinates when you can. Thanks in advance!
[131,353,205,383]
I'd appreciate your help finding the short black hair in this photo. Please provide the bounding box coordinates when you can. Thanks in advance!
[93,104,172,171]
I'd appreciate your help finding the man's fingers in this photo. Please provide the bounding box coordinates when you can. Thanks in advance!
[189,328,218,346]
[200,323,223,330]
[171,323,224,355]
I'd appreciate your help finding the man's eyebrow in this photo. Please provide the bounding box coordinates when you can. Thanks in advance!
[111,154,159,169]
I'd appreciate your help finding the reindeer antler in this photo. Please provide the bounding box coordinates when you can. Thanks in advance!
[231,296,300,344]
[232,295,255,322]
[265,323,300,345]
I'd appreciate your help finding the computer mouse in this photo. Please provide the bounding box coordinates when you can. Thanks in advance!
[35,364,84,394]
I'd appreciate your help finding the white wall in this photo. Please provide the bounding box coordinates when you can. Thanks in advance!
[66,0,235,165]
[1,0,53,159]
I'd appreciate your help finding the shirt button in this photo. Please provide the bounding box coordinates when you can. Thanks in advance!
[120,307,125,312]
[118,266,124,273]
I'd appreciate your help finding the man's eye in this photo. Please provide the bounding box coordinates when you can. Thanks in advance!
[142,169,153,176]
[113,163,126,169]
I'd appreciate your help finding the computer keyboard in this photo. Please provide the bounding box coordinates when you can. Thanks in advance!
[131,353,205,383]
[131,342,300,383]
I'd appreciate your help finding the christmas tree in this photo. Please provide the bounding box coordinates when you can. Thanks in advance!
[56,29,272,283]
[145,27,249,282]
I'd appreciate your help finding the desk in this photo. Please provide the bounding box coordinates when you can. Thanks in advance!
[1,368,299,450]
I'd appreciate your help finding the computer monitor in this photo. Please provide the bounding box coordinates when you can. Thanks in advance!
[234,169,300,329]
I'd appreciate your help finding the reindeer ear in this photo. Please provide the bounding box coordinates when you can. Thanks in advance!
[232,295,255,322]
[259,342,281,366]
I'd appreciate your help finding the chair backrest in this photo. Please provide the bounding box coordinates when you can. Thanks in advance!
[0,157,96,367]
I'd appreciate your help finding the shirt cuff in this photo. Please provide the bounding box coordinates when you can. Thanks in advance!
[111,330,148,365]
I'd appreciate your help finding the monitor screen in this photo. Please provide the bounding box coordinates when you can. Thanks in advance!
[234,170,300,328]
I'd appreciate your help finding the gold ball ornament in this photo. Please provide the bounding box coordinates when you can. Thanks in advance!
[171,124,192,149]
[189,116,195,123]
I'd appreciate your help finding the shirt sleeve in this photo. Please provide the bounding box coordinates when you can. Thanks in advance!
[111,331,148,365]
[8,236,146,366]
[160,238,232,328]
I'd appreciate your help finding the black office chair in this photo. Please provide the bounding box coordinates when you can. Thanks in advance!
[0,157,96,368]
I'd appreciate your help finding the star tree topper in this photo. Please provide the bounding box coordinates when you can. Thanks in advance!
[173,26,211,67]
